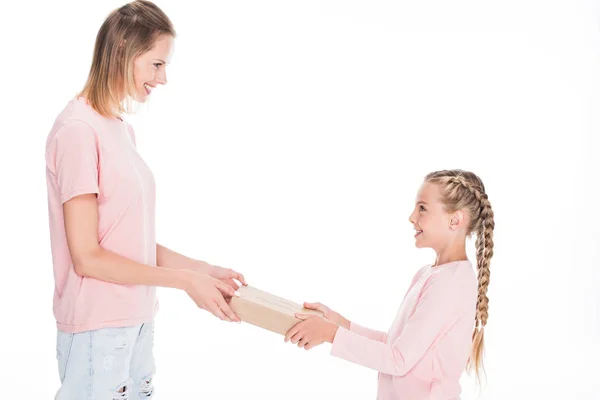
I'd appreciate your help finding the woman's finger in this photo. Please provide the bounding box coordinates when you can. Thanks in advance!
[216,281,237,298]
[215,297,240,322]
[207,302,230,321]
[231,270,247,286]
[226,279,240,291]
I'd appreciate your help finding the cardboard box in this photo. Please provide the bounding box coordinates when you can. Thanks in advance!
[229,285,323,335]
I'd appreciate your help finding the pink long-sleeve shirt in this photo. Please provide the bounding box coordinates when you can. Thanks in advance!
[331,260,477,400]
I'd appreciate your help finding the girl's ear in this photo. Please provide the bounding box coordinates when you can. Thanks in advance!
[449,210,465,231]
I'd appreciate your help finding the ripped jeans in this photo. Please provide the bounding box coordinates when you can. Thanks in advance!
[55,321,155,400]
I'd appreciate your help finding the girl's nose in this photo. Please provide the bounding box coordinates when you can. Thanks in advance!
[408,211,416,224]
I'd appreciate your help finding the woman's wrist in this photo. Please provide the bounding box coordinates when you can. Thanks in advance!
[192,260,214,275]
[170,268,196,291]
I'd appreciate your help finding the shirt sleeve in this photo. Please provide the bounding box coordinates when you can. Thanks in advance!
[349,322,388,343]
[330,269,471,376]
[346,266,430,343]
[47,120,100,204]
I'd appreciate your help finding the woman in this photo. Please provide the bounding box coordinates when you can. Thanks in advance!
[44,1,245,398]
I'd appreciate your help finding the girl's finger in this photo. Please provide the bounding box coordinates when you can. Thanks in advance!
[291,331,303,344]
[303,302,325,312]
[285,326,299,342]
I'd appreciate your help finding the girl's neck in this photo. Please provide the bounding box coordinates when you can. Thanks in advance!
[434,241,468,267]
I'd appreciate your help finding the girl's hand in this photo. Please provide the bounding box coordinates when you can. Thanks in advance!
[185,271,241,322]
[303,302,350,329]
[284,314,339,350]
[208,265,247,291]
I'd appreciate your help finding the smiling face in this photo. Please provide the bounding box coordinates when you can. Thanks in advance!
[408,182,465,251]
[131,34,174,102]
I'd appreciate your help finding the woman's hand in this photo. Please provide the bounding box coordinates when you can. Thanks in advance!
[284,315,339,350]
[208,265,247,291]
[184,271,241,322]
[302,302,350,329]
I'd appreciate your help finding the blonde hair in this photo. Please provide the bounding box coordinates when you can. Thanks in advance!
[79,0,175,118]
[424,169,495,382]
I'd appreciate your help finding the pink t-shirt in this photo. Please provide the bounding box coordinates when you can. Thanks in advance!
[331,260,477,400]
[45,96,158,334]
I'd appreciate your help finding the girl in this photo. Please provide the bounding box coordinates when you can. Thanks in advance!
[285,169,495,400]
[45,2,246,399]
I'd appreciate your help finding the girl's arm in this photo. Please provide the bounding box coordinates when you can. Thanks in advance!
[302,302,388,343]
[348,322,388,343]
[343,265,431,343]
[330,271,475,376]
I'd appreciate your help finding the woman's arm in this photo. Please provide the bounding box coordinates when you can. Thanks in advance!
[64,194,240,322]
[156,244,212,273]
[156,244,247,289]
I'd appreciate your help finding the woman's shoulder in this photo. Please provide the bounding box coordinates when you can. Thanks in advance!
[49,97,94,133]
[48,96,126,142]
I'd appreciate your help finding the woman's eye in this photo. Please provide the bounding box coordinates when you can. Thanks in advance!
[153,63,161,68]
[419,205,426,211]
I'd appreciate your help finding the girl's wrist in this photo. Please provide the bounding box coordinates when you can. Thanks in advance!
[340,317,351,330]
[328,323,339,343]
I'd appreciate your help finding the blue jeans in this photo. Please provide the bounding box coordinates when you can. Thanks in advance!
[55,321,156,399]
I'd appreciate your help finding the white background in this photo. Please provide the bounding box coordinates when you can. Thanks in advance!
[1,0,599,398]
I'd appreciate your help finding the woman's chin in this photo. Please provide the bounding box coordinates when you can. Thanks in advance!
[132,91,149,103]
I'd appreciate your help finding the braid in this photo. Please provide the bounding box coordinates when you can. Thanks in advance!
[448,176,494,327]
[425,170,495,383]
[475,192,494,330]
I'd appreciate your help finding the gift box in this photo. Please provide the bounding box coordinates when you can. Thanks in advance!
[229,285,323,335]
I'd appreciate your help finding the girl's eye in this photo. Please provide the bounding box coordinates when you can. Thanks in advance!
[153,63,162,68]
[419,205,426,211]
